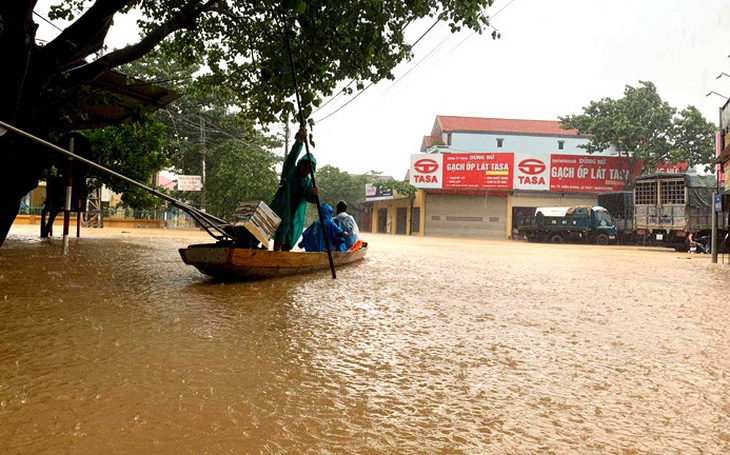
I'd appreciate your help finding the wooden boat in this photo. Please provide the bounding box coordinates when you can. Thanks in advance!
[179,242,368,280]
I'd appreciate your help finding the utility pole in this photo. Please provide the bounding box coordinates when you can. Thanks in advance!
[200,117,207,212]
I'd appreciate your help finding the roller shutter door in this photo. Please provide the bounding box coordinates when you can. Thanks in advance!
[425,193,507,238]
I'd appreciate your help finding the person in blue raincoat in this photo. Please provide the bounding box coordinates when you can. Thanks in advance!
[298,203,348,252]
[270,127,319,251]
[332,200,359,250]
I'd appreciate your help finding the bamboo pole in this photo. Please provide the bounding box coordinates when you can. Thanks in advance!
[281,16,336,279]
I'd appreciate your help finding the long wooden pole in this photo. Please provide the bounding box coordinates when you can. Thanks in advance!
[282,16,336,279]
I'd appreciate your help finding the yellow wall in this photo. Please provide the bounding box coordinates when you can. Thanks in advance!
[506,193,512,238]
[13,214,165,229]
[367,189,425,236]
[29,184,47,207]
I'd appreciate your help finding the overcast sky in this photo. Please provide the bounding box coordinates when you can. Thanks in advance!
[36,0,730,180]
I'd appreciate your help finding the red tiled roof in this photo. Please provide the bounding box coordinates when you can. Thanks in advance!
[436,115,582,137]
[422,135,442,147]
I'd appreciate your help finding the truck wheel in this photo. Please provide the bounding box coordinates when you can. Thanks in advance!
[550,234,564,244]
[595,234,609,245]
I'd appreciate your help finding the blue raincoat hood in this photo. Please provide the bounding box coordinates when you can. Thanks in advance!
[320,202,333,218]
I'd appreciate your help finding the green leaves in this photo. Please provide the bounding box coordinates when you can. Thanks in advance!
[379,178,417,200]
[672,106,717,172]
[303,165,369,226]
[561,81,716,187]
[134,0,494,127]
[84,114,169,209]
[204,138,280,219]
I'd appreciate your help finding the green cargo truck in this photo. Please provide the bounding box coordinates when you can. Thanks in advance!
[597,191,635,244]
[517,206,617,245]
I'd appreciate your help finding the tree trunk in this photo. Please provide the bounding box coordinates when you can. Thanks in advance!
[0,3,47,246]
[408,199,413,235]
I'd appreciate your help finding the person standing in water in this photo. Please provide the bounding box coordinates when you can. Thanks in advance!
[270,127,318,251]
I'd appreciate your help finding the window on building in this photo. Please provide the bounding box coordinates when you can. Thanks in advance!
[496,138,504,148]
[558,140,565,150]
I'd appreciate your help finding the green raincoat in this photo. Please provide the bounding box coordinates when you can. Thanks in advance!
[270,141,317,249]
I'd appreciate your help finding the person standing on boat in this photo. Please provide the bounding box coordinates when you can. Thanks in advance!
[298,203,348,252]
[270,127,318,251]
[333,200,360,250]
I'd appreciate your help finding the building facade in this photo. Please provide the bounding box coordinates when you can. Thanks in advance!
[405,115,629,239]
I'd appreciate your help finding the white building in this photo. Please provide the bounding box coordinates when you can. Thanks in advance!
[409,116,624,239]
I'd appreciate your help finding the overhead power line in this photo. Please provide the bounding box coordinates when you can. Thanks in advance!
[33,11,63,32]
[314,83,374,124]
[312,18,442,123]
[381,0,520,96]
[313,0,519,124]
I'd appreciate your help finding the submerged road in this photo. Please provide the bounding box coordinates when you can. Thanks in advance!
[1,226,729,454]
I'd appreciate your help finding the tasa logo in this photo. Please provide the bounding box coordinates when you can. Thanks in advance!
[518,159,546,175]
[414,158,439,174]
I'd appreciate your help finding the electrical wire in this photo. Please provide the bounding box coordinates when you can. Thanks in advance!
[311,18,442,122]
[313,83,374,124]
[313,1,519,124]
[379,0,520,97]
[33,11,64,32]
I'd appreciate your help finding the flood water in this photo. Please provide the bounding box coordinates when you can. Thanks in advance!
[1,229,729,454]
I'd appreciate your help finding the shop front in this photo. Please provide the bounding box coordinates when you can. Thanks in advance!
[410,151,637,239]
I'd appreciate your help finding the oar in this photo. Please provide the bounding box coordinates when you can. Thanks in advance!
[282,15,337,279]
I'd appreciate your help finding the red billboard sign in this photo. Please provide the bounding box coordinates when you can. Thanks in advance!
[442,153,514,189]
[654,162,688,174]
[549,155,637,192]
[411,152,645,192]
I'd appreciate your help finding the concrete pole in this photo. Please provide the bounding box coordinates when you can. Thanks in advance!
[98,186,104,228]
[62,137,75,255]
[200,117,206,213]
[76,200,81,238]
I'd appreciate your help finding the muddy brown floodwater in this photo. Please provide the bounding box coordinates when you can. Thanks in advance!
[1,226,730,454]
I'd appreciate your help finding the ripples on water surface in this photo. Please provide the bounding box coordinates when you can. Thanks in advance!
[1,231,729,454]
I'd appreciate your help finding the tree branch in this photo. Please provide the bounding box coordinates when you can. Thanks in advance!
[39,0,134,70]
[58,0,220,89]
